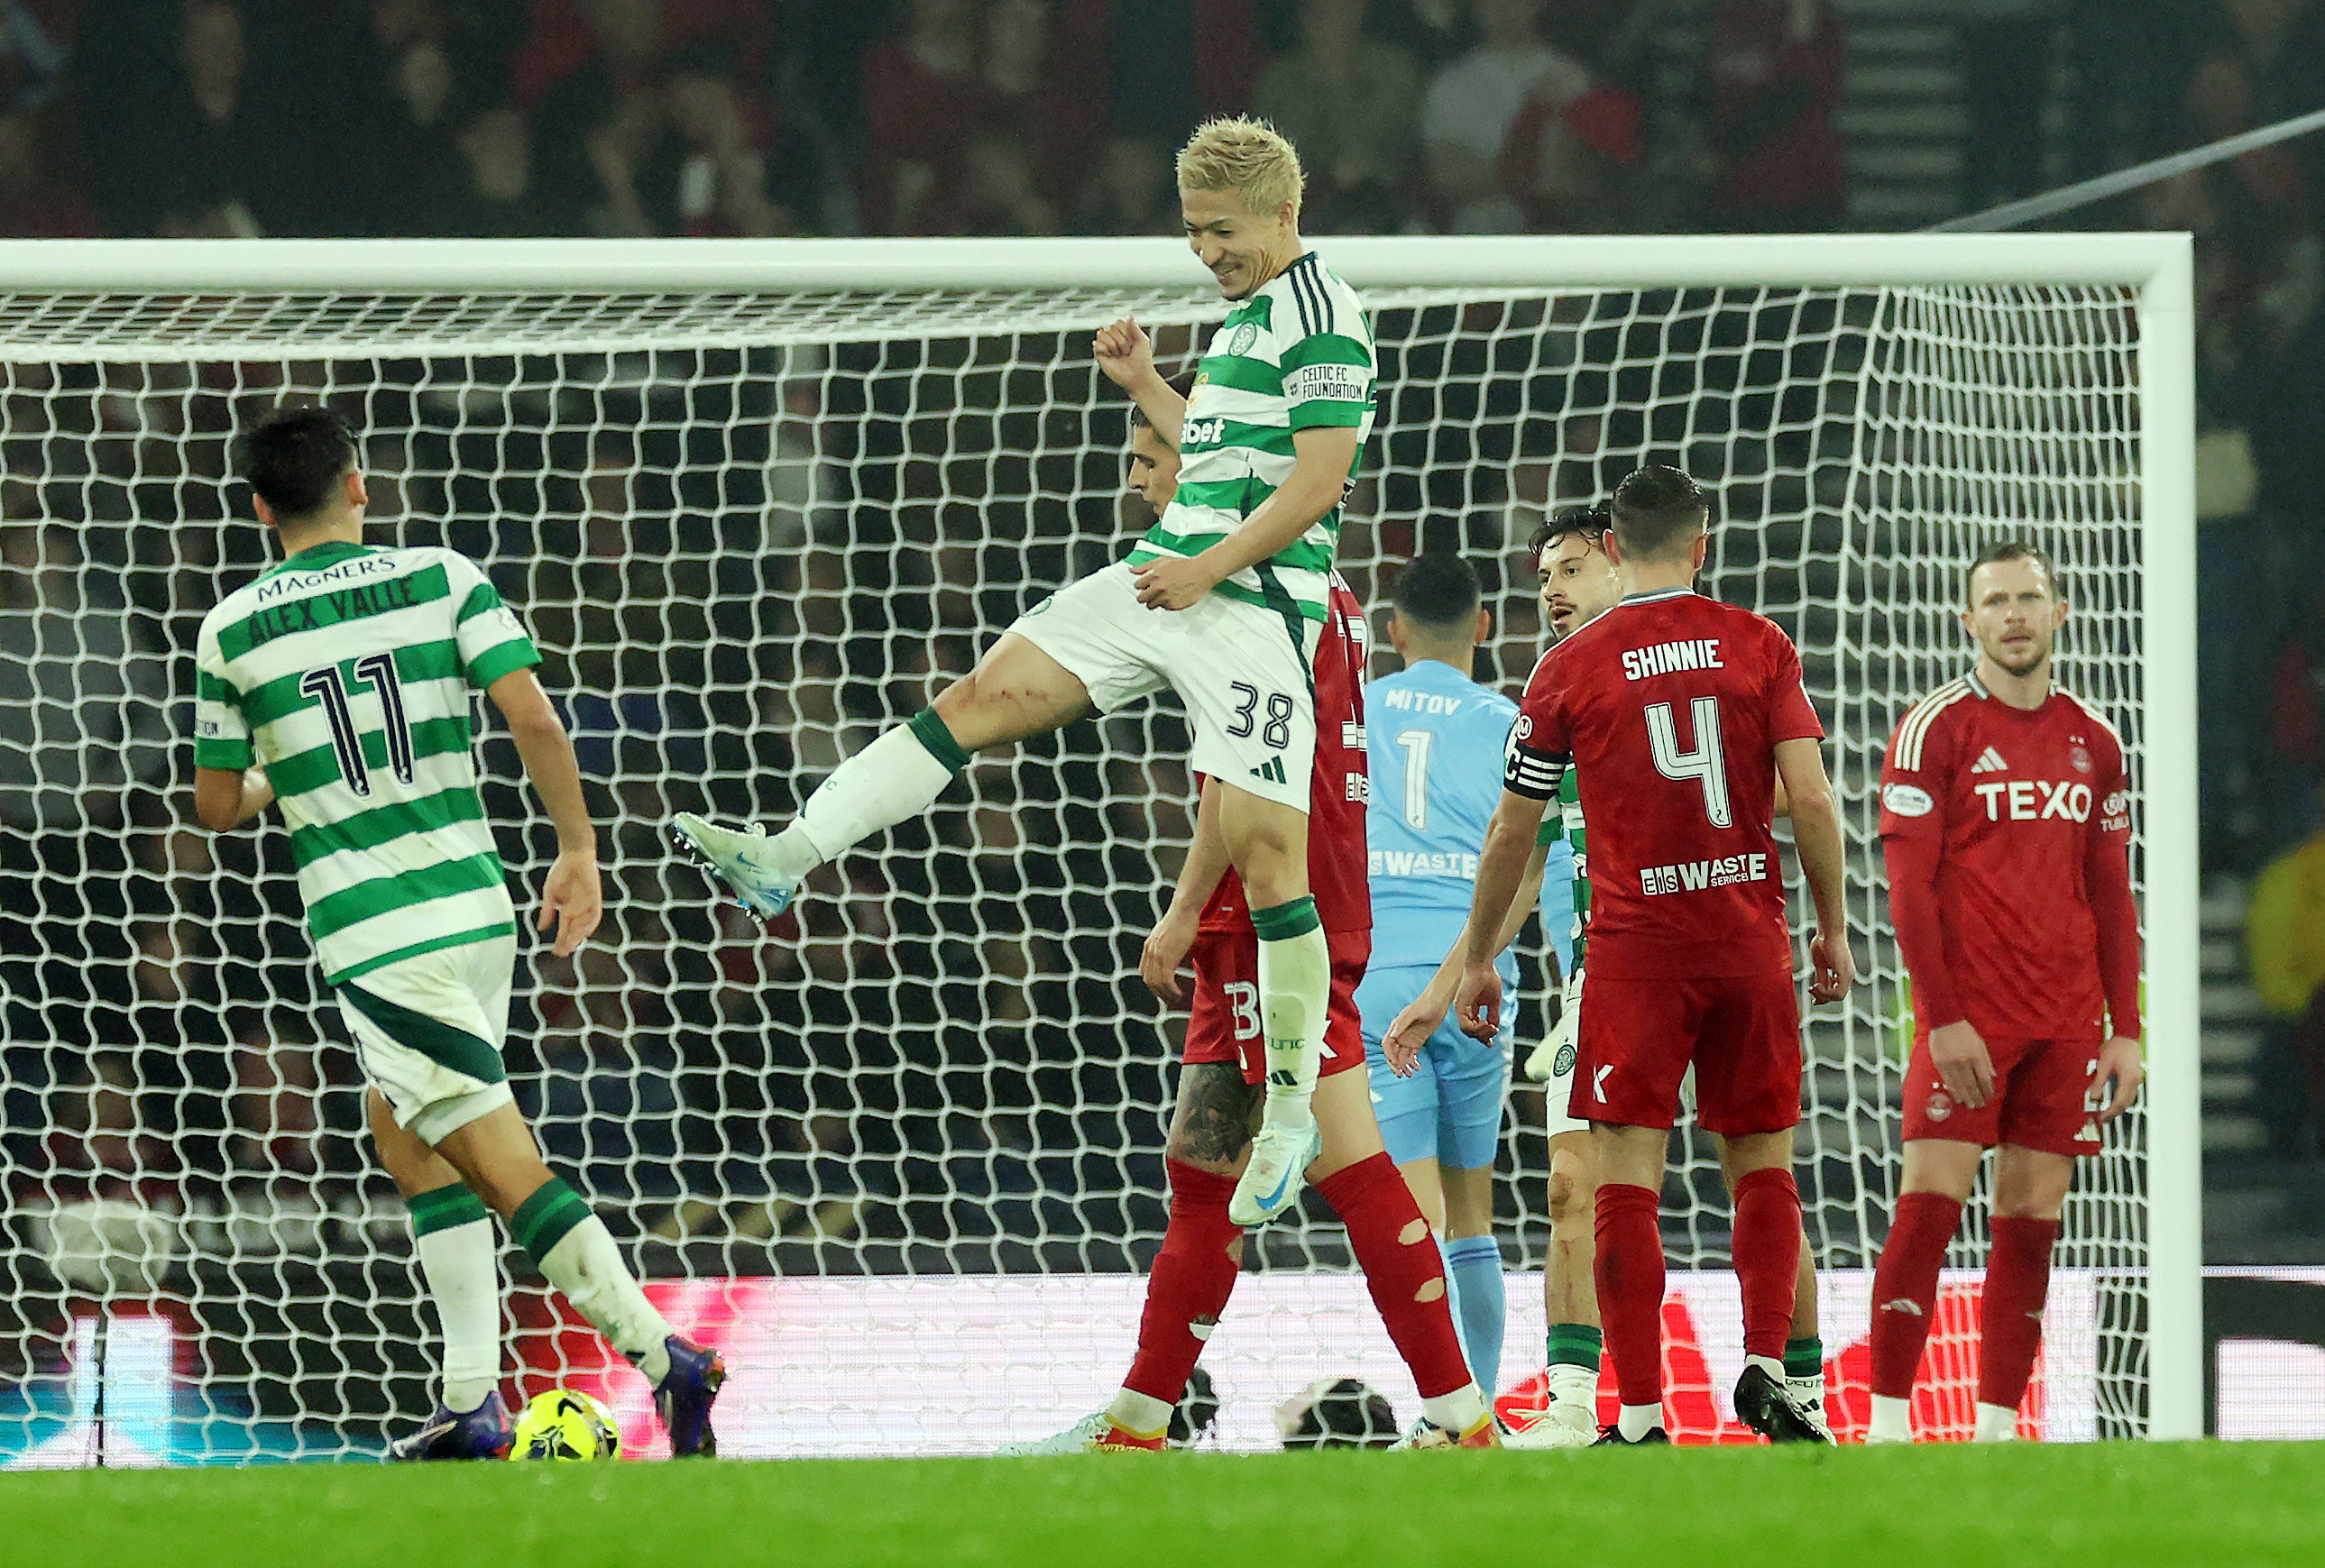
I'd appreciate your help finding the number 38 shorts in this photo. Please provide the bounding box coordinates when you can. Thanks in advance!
[1009,560,1321,812]
[1572,966,1804,1137]
[335,934,519,1147]
[1901,1028,2107,1157]
[1182,928,1372,1085]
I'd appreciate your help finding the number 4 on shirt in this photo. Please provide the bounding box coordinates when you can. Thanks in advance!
[1646,696,1731,828]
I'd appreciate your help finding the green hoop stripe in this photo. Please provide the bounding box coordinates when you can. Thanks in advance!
[511,1178,593,1263]
[408,1183,490,1237]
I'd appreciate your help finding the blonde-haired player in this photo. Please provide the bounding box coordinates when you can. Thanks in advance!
[675,118,1378,1226]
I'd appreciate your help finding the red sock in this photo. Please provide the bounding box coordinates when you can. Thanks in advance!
[1316,1152,1472,1398]
[1122,1160,1245,1405]
[1978,1216,2060,1412]
[1869,1191,1963,1399]
[1731,1167,1802,1363]
[1593,1182,1667,1409]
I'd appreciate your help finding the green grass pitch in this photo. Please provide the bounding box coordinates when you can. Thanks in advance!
[4,1444,2320,1568]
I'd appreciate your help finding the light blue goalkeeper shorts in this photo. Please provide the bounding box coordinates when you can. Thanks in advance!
[1357,958,1516,1171]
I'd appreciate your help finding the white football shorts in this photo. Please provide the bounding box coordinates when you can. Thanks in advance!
[1009,559,1320,812]
[335,934,518,1146]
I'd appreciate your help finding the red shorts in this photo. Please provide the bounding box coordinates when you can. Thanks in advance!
[1182,927,1371,1087]
[1571,967,1803,1136]
[1902,1029,2106,1157]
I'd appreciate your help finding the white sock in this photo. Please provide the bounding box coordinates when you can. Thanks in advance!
[1618,1401,1663,1441]
[1787,1371,1826,1408]
[1420,1383,1487,1433]
[1547,1362,1597,1411]
[535,1215,677,1386]
[1869,1393,1914,1442]
[1974,1401,2021,1443]
[415,1216,501,1412]
[773,714,966,878]
[1254,909,1328,1132]
[1106,1388,1173,1436]
[1745,1353,1786,1385]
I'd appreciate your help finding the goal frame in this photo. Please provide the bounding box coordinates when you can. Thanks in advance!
[0,232,2201,1442]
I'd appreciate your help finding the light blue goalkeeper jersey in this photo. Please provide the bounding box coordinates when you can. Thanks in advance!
[1364,658,1523,973]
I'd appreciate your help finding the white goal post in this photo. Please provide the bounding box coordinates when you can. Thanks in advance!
[0,234,2198,1456]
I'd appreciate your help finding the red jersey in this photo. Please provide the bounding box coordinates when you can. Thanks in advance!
[1878,673,2140,1041]
[1505,587,1824,979]
[1200,576,1370,935]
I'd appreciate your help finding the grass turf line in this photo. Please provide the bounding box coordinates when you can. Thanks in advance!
[3,1444,2321,1568]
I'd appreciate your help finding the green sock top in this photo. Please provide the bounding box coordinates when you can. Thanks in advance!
[1250,895,1320,941]
[907,707,972,775]
[1546,1323,1604,1371]
[1784,1336,1824,1380]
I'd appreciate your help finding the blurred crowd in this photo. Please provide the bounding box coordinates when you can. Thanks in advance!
[0,0,2290,243]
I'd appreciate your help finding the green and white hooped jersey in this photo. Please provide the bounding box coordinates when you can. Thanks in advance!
[194,541,541,986]
[1126,251,1375,623]
[1537,764,1588,952]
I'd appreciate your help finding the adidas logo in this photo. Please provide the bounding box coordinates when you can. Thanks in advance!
[1970,747,2008,775]
[1249,756,1288,784]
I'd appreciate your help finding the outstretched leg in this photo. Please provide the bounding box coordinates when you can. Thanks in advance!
[675,633,1091,914]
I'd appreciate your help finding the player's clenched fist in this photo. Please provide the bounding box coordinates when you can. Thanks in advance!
[1093,316,1154,390]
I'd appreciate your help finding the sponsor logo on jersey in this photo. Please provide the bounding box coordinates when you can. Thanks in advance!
[1640,852,1770,896]
[1592,1064,1613,1101]
[253,552,400,601]
[1341,721,1365,748]
[1345,772,1369,802]
[2100,789,2131,831]
[1182,416,1227,446]
[1883,783,1935,817]
[1368,849,1482,878]
[1973,779,2092,821]
[1620,637,1723,682]
[1969,746,2008,775]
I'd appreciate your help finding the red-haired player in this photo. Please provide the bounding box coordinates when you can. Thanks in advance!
[1866,542,2143,1444]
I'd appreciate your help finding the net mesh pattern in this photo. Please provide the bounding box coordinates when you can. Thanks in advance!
[0,279,2146,1460]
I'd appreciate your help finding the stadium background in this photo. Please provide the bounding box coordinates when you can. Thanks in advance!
[0,0,2321,1456]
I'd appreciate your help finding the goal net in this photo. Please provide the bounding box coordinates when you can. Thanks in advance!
[0,237,2196,1462]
